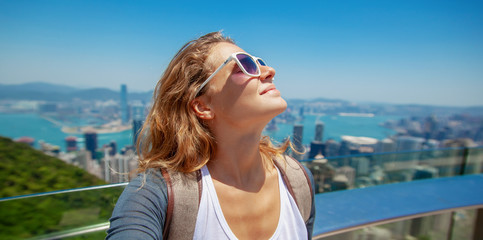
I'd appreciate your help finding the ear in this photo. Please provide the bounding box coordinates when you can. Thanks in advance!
[191,97,214,120]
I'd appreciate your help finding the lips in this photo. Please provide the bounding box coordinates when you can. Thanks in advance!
[260,85,277,95]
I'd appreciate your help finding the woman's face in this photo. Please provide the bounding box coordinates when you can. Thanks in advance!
[202,42,287,129]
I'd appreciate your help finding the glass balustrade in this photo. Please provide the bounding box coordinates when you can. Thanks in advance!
[0,147,481,239]
[0,184,126,239]
[317,208,480,240]
[303,147,483,194]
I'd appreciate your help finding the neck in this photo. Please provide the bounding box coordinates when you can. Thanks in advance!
[207,123,274,190]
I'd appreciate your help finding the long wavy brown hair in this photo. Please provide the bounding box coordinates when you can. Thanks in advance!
[137,31,290,174]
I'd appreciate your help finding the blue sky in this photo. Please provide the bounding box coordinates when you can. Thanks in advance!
[0,0,482,106]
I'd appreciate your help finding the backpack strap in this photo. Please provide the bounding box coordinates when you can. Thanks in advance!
[273,155,313,222]
[161,169,202,240]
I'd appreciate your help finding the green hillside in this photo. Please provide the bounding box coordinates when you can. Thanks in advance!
[0,136,122,239]
[0,136,106,198]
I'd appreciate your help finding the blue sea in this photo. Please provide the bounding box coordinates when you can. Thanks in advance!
[0,113,401,152]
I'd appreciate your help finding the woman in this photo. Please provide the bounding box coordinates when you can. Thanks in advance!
[107,31,315,240]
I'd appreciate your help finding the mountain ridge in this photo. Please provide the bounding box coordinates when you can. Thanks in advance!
[0,82,152,102]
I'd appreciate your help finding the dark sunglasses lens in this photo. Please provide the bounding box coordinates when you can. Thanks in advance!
[257,59,266,66]
[236,54,258,74]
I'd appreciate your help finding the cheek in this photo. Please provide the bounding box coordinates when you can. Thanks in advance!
[223,76,255,97]
[210,75,259,110]
[213,82,255,111]
[228,73,252,87]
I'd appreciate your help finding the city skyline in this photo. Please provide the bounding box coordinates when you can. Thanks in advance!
[1,0,482,107]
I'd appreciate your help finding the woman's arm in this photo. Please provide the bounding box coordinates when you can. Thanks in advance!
[106,169,168,240]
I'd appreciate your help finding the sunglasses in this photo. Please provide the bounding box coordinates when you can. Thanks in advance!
[195,52,267,96]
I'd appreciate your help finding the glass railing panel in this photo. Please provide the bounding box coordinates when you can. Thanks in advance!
[0,184,126,239]
[317,208,479,240]
[466,147,483,175]
[305,148,472,194]
[382,148,465,179]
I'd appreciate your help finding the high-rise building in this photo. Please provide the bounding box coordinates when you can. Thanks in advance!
[292,124,304,160]
[103,147,138,183]
[132,119,143,146]
[395,136,425,162]
[65,136,78,152]
[84,131,98,160]
[293,124,303,149]
[314,122,324,142]
[376,138,396,153]
[73,149,89,170]
[325,139,340,157]
[131,101,145,147]
[120,84,129,125]
[374,138,396,166]
[339,139,353,156]
[108,140,117,156]
[309,122,325,159]
[396,136,425,152]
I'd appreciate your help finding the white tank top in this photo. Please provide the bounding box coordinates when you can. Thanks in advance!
[193,165,307,240]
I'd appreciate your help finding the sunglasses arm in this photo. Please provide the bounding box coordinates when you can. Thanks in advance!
[194,56,234,96]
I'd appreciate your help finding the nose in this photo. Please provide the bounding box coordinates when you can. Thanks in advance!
[259,65,276,82]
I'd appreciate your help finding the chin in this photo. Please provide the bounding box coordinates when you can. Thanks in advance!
[266,97,287,118]
[275,96,288,112]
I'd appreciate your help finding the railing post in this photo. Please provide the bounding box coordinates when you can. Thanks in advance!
[447,212,455,240]
[447,147,470,240]
[459,147,469,176]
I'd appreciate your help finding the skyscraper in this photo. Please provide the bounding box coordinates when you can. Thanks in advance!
[84,131,98,160]
[132,119,143,146]
[314,122,324,142]
[292,124,304,160]
[120,84,129,125]
[375,138,396,166]
[309,122,325,159]
[131,101,145,147]
[325,139,341,158]
[73,149,89,171]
